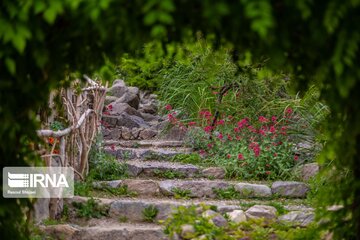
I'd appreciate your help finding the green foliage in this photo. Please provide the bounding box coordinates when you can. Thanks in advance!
[213,186,241,200]
[74,181,93,196]
[75,180,136,197]
[171,153,204,165]
[72,198,108,219]
[142,205,159,222]
[172,188,192,199]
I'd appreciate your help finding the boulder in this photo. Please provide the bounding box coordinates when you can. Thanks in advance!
[108,80,127,97]
[234,183,272,198]
[117,112,149,129]
[202,210,228,227]
[140,103,158,114]
[104,96,118,105]
[228,210,247,223]
[110,102,142,117]
[271,181,309,198]
[279,211,314,226]
[41,224,78,240]
[140,112,160,122]
[92,180,122,189]
[139,129,158,140]
[128,86,140,96]
[121,127,132,140]
[180,224,196,239]
[117,92,140,109]
[245,205,277,220]
[300,163,319,181]
[161,126,187,141]
[202,167,226,179]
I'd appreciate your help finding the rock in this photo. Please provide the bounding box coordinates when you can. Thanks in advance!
[121,127,132,140]
[202,210,228,227]
[161,126,187,141]
[234,183,272,198]
[102,115,119,127]
[117,112,149,129]
[92,180,122,189]
[180,224,196,239]
[271,181,309,198]
[140,103,158,114]
[113,79,126,86]
[109,128,121,140]
[108,81,127,97]
[245,205,277,220]
[202,167,226,179]
[140,112,160,122]
[117,92,140,109]
[128,86,140,96]
[110,102,142,117]
[300,163,319,181]
[104,96,118,105]
[41,224,78,240]
[139,129,158,140]
[279,211,314,226]
[228,210,247,223]
[159,180,229,198]
[122,180,160,196]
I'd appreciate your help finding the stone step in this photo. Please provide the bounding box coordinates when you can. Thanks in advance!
[41,221,166,240]
[93,179,310,199]
[105,146,192,160]
[104,140,185,148]
[65,197,314,226]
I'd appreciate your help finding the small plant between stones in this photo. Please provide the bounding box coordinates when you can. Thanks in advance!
[72,198,108,219]
[172,187,192,199]
[142,205,159,222]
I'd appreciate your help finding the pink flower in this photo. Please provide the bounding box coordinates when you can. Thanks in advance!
[294,155,299,161]
[165,104,172,111]
[199,149,206,155]
[234,127,240,133]
[227,154,231,159]
[200,110,212,119]
[280,126,287,135]
[271,116,277,123]
[108,104,113,110]
[110,144,115,151]
[238,154,244,160]
[266,171,271,175]
[247,125,257,133]
[207,143,213,149]
[258,116,269,123]
[212,91,219,95]
[274,153,278,157]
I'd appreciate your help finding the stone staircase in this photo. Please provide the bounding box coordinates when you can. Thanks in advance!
[43,139,315,240]
[41,81,317,239]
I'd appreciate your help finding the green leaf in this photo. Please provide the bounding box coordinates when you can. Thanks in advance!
[12,35,26,53]
[5,58,16,75]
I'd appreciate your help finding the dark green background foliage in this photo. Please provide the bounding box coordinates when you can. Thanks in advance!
[1,0,360,239]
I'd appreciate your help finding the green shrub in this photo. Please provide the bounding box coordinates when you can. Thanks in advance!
[142,205,159,222]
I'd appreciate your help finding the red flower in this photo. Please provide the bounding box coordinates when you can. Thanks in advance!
[48,137,55,145]
[273,153,278,157]
[227,134,233,141]
[207,143,213,149]
[280,126,287,135]
[212,91,219,95]
[217,119,225,125]
[265,171,271,175]
[204,126,212,133]
[53,149,59,154]
[258,116,269,123]
[286,107,293,114]
[103,111,110,115]
[200,110,212,119]
[188,121,196,126]
[271,116,277,123]
[199,149,206,155]
[294,155,299,161]
[237,118,248,128]
[247,125,257,133]
[266,164,271,168]
[234,127,240,133]
[227,154,231,159]
[218,133,223,140]
[269,125,276,133]
[236,136,241,141]
[110,144,115,151]
[238,154,244,160]
[165,104,172,111]
[108,104,113,110]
